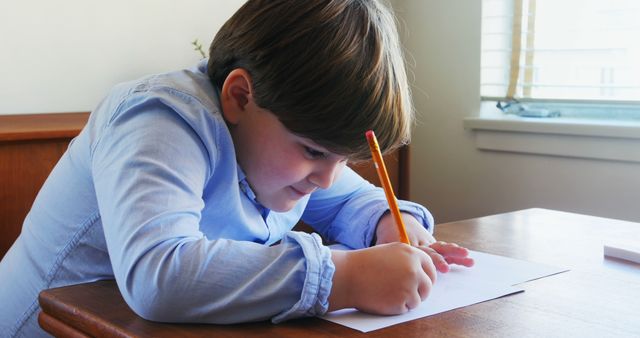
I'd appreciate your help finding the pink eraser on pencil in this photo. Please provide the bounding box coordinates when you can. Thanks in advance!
[604,243,640,264]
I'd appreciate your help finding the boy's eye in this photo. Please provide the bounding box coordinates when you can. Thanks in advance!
[304,146,327,159]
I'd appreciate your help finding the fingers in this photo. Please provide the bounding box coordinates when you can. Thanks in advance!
[445,256,475,267]
[419,249,438,282]
[429,241,469,257]
[405,291,424,311]
[422,241,475,271]
[419,246,449,273]
[416,269,433,302]
[391,248,435,313]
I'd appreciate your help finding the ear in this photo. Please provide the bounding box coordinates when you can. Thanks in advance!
[220,68,254,125]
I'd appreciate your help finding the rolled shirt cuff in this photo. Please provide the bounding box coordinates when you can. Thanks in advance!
[272,231,335,323]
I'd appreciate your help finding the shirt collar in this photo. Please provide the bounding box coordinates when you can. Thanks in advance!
[236,165,271,219]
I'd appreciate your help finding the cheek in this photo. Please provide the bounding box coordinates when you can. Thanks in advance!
[253,151,301,188]
[270,161,304,185]
[275,155,314,187]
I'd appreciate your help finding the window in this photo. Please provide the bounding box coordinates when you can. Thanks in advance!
[481,0,640,120]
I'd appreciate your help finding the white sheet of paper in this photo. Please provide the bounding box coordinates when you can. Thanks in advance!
[461,250,568,286]
[321,250,567,333]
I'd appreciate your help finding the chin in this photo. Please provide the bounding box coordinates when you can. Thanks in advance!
[259,197,298,213]
[258,190,304,213]
[269,202,297,213]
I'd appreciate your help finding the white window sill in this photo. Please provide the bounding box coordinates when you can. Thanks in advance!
[464,103,640,163]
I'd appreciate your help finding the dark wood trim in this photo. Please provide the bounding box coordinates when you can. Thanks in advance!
[398,145,410,200]
[0,112,90,142]
[38,312,91,338]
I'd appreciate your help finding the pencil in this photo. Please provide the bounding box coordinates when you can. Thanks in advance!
[365,130,410,244]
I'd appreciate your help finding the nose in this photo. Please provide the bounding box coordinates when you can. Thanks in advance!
[308,160,344,190]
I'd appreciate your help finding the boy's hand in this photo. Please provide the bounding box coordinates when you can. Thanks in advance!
[329,243,436,315]
[375,212,474,273]
[424,241,475,272]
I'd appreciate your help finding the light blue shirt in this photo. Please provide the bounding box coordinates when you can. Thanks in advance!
[0,60,433,337]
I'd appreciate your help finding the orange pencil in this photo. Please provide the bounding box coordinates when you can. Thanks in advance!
[365,130,410,244]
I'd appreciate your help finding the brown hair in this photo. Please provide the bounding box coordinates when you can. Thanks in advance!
[208,0,413,160]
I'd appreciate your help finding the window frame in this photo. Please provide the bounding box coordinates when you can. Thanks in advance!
[480,0,640,121]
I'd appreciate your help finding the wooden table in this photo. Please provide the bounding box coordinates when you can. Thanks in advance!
[38,208,640,337]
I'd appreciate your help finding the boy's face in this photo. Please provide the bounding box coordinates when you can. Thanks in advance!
[228,101,347,212]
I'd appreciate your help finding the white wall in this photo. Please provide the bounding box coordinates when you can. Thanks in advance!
[393,0,640,223]
[3,0,639,223]
[0,0,245,115]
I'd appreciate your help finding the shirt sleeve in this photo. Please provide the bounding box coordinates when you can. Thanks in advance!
[91,94,333,324]
[301,167,434,249]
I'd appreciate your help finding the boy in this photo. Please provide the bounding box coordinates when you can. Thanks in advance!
[0,0,473,336]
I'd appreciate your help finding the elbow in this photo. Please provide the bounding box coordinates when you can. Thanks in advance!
[117,270,189,322]
[121,287,179,322]
[120,285,263,324]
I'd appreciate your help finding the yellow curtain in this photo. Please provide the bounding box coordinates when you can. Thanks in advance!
[507,0,536,99]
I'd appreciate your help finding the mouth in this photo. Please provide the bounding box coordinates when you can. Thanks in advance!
[290,186,315,198]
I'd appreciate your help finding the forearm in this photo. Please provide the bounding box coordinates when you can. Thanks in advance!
[327,249,352,311]
[114,232,334,324]
[303,168,434,249]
